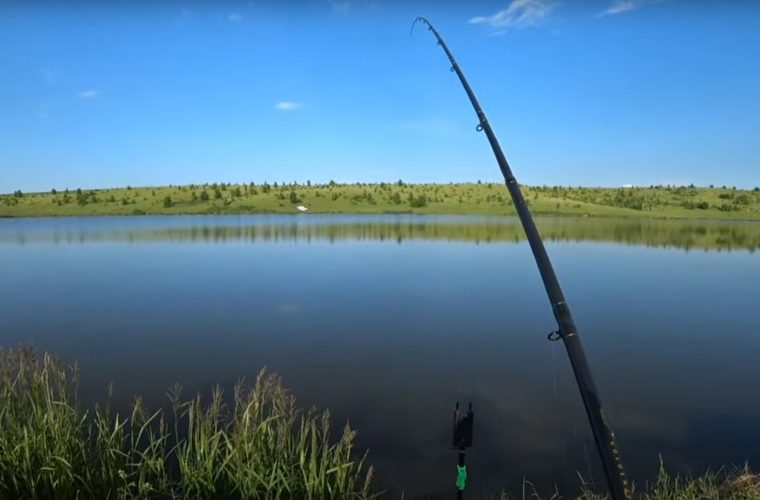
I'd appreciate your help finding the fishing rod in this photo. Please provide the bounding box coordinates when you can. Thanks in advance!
[412,17,631,500]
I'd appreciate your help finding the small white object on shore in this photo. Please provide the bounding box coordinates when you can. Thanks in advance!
[296,205,308,212]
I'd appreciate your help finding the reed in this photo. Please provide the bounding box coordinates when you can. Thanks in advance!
[0,346,376,499]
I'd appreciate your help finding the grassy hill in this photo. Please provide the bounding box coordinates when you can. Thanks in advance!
[2,182,760,220]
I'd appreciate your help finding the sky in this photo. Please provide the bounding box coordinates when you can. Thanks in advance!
[1,0,758,193]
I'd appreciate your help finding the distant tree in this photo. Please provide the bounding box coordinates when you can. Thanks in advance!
[163,196,173,208]
[51,188,57,195]
[191,191,198,201]
[307,180,311,187]
[396,179,404,187]
[289,191,300,204]
[390,192,402,205]
[13,190,22,198]
[273,182,278,188]
[126,185,132,190]
[234,187,242,197]
[200,190,210,201]
[754,187,760,192]
[76,188,82,196]
[108,194,116,203]
[121,198,129,205]
[329,180,337,187]
[262,183,271,193]
[214,188,222,200]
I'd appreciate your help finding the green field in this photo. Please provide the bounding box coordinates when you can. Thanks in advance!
[2,182,760,220]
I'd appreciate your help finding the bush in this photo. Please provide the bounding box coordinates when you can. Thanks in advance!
[409,195,427,208]
[163,196,173,208]
[735,194,750,205]
[200,190,210,201]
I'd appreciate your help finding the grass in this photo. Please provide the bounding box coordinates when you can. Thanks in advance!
[0,346,376,499]
[491,463,760,499]
[1,346,758,499]
[2,182,760,220]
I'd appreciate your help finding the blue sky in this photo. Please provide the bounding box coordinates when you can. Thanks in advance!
[1,0,758,193]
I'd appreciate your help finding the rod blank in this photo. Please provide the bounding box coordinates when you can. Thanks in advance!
[412,17,631,500]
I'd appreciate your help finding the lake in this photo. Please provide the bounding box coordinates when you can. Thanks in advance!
[1,214,759,498]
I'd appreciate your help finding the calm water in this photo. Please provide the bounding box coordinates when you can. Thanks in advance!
[1,214,759,498]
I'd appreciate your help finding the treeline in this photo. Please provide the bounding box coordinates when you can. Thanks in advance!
[2,182,760,219]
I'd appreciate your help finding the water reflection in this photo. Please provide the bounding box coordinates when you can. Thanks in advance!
[1,214,759,251]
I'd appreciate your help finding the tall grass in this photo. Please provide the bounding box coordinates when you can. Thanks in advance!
[0,346,376,499]
[491,462,760,500]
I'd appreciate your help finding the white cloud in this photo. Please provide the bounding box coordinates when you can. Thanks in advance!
[227,12,243,22]
[274,101,302,111]
[329,0,351,15]
[598,0,640,16]
[597,0,669,17]
[469,0,558,30]
[78,90,98,99]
